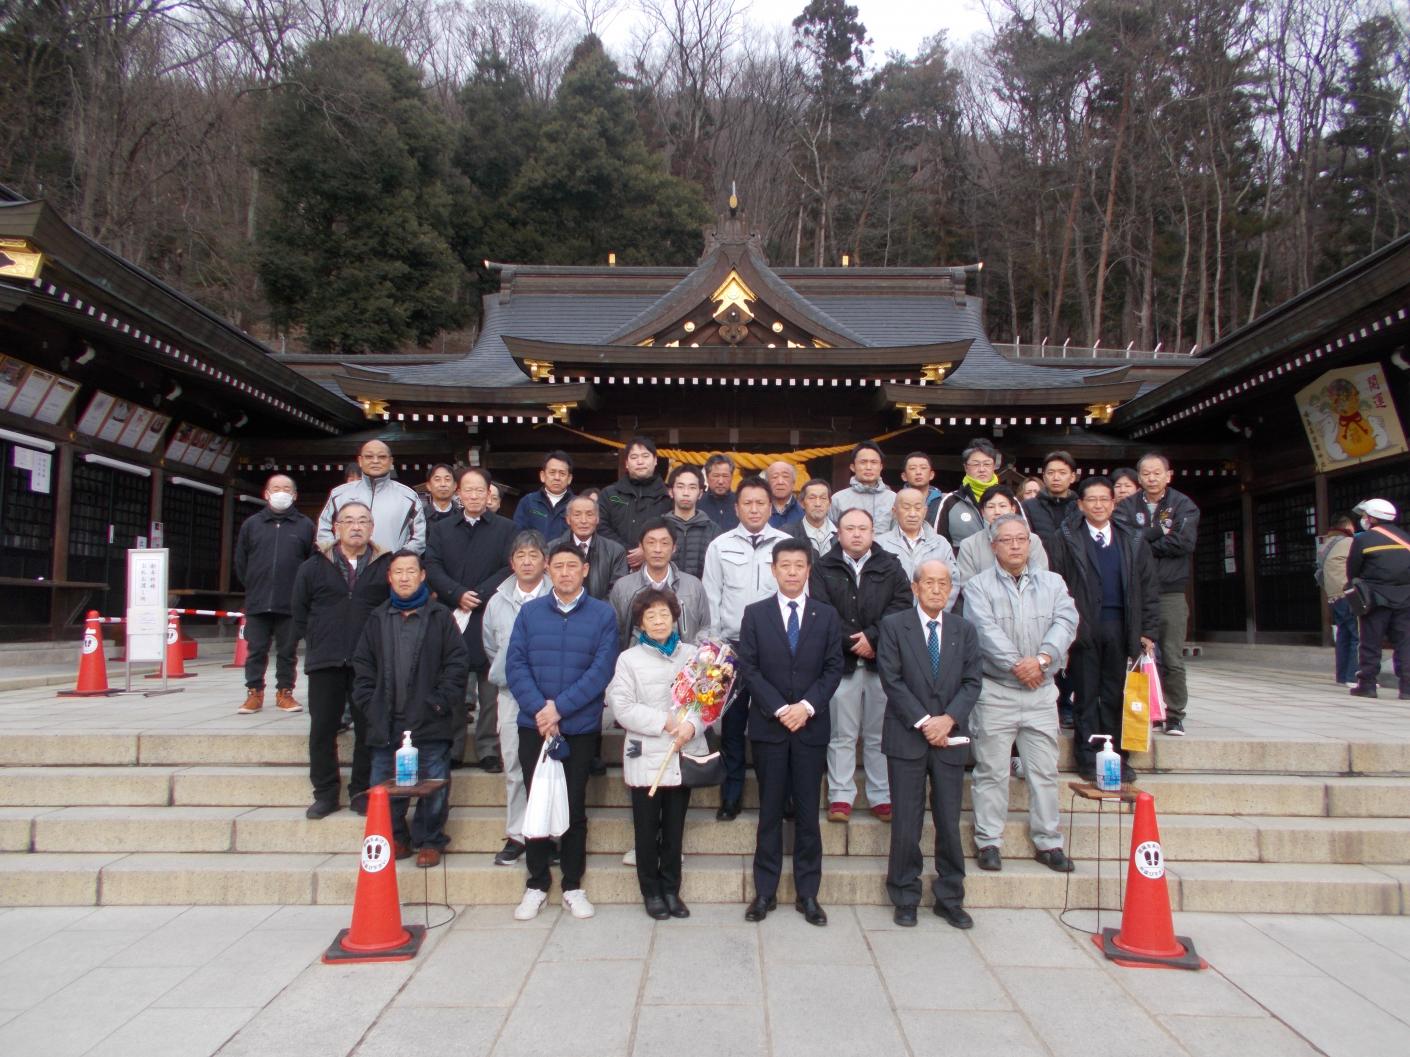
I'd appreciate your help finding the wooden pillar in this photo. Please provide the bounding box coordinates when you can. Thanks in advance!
[150,467,164,544]
[1240,488,1257,644]
[51,442,74,581]
[218,486,235,593]
[1314,471,1331,647]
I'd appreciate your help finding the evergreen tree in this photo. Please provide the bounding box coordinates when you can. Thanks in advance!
[256,33,465,353]
[505,35,710,265]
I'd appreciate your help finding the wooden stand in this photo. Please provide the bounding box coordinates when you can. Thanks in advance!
[1066,781,1139,933]
[377,779,454,929]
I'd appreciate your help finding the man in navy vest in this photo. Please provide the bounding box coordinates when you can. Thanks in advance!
[1051,476,1159,783]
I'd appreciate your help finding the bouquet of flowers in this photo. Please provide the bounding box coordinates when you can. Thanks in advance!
[648,639,740,796]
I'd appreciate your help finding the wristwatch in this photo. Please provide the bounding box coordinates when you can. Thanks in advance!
[1037,653,1052,672]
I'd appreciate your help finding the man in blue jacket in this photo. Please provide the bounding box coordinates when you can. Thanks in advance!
[506,540,620,921]
[513,450,575,544]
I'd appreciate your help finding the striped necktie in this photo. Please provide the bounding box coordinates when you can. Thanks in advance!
[927,619,940,677]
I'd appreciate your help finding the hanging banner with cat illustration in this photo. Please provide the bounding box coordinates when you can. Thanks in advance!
[1295,364,1408,473]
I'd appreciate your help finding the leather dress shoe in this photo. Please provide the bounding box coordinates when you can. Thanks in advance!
[795,896,828,926]
[480,755,503,774]
[893,905,918,927]
[416,847,442,868]
[1120,763,1138,784]
[934,903,974,929]
[305,798,338,820]
[716,801,742,822]
[663,893,690,918]
[644,895,671,920]
[976,845,1002,871]
[1035,847,1076,873]
[744,895,777,922]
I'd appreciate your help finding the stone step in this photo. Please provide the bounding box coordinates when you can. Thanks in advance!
[4,728,1409,774]
[8,763,1410,819]
[1,851,1403,914]
[18,803,1410,865]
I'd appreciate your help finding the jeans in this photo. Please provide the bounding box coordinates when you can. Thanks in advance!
[369,739,452,849]
[244,612,297,691]
[1331,598,1359,685]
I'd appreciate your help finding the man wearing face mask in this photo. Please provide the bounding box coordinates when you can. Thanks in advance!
[235,475,315,715]
[1347,498,1410,699]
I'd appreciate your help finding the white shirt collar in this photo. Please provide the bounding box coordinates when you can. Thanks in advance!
[916,604,943,632]
[1088,521,1111,543]
[777,590,808,624]
[644,567,674,590]
[573,535,593,549]
[554,589,585,613]
[843,549,871,574]
[515,579,545,604]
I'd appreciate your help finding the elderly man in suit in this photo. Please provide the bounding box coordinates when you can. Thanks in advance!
[737,538,844,926]
[878,559,982,928]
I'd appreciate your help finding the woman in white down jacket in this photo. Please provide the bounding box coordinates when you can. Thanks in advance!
[606,587,708,921]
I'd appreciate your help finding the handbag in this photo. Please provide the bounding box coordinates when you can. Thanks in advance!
[1121,661,1151,754]
[678,749,724,788]
[1140,652,1166,724]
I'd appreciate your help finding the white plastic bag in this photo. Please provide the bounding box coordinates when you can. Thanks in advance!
[522,743,570,839]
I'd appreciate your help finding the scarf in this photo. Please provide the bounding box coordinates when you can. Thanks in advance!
[389,584,430,611]
[638,629,681,657]
[961,474,993,503]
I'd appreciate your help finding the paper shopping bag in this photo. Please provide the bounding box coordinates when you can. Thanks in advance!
[1141,654,1166,724]
[1121,665,1152,754]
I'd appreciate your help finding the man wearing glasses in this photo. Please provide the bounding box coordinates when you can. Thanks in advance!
[933,439,1002,549]
[962,514,1078,874]
[316,439,427,555]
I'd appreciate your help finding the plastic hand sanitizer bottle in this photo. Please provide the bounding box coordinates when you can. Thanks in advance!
[1089,734,1121,791]
[395,731,418,787]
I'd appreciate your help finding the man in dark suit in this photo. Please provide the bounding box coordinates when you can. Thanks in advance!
[551,495,629,601]
[425,467,516,771]
[877,560,982,929]
[737,538,844,926]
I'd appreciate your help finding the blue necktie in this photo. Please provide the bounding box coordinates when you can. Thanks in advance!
[787,600,800,654]
[927,619,940,678]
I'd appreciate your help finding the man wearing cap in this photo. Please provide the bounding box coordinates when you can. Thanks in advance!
[1346,498,1410,699]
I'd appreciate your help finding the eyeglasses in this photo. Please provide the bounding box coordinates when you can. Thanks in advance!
[965,459,996,470]
[993,535,1028,546]
[338,517,372,526]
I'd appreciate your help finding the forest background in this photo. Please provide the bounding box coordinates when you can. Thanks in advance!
[2,0,1407,356]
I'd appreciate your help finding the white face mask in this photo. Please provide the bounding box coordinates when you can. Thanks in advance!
[268,492,295,512]
[1360,516,1372,532]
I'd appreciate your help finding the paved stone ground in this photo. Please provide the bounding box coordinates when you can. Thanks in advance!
[0,901,1407,1057]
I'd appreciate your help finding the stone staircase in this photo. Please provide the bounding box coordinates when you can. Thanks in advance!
[2,720,1409,913]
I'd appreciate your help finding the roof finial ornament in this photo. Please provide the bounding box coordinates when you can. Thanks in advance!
[728,180,739,216]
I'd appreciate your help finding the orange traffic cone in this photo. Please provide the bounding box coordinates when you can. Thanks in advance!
[324,784,426,963]
[58,612,118,697]
[223,616,249,669]
[1094,790,1206,970]
[146,612,197,680]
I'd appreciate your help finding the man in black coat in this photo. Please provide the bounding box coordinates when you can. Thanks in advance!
[597,435,671,571]
[1051,476,1160,782]
[426,467,516,772]
[1114,452,1199,734]
[878,559,982,929]
[352,551,469,867]
[809,508,913,824]
[1022,450,1081,554]
[290,502,391,819]
[738,539,844,927]
[551,495,629,601]
[234,474,315,715]
[1347,497,1410,698]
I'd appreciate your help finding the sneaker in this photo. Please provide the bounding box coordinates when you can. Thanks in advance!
[622,847,637,866]
[274,689,302,713]
[870,803,892,822]
[1163,719,1186,736]
[562,889,595,919]
[238,689,263,714]
[1010,756,1027,780]
[513,888,548,921]
[827,802,851,823]
[494,839,525,866]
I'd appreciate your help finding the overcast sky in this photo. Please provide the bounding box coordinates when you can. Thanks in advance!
[589,0,993,63]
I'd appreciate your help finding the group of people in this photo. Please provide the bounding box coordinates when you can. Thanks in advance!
[231,433,1204,926]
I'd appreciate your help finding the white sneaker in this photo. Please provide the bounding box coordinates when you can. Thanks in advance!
[513,888,548,921]
[622,847,637,866]
[1010,756,1027,780]
[562,889,595,919]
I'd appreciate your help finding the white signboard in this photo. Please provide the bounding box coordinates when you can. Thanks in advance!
[125,549,169,663]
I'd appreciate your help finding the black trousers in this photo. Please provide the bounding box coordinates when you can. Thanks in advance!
[721,686,751,804]
[519,728,596,893]
[630,784,690,898]
[307,666,369,804]
[244,612,297,690]
[752,737,826,901]
[885,752,966,911]
[1070,618,1130,766]
[1357,606,1410,693]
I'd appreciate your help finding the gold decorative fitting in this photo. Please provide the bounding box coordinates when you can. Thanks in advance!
[897,403,926,425]
[771,321,784,333]
[710,271,757,325]
[811,339,832,349]
[608,253,617,266]
[637,338,655,347]
[921,363,950,383]
[1086,402,1117,423]
[683,321,696,333]
[841,254,851,267]
[359,398,389,419]
[548,402,577,424]
[0,238,44,280]
[524,358,555,381]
